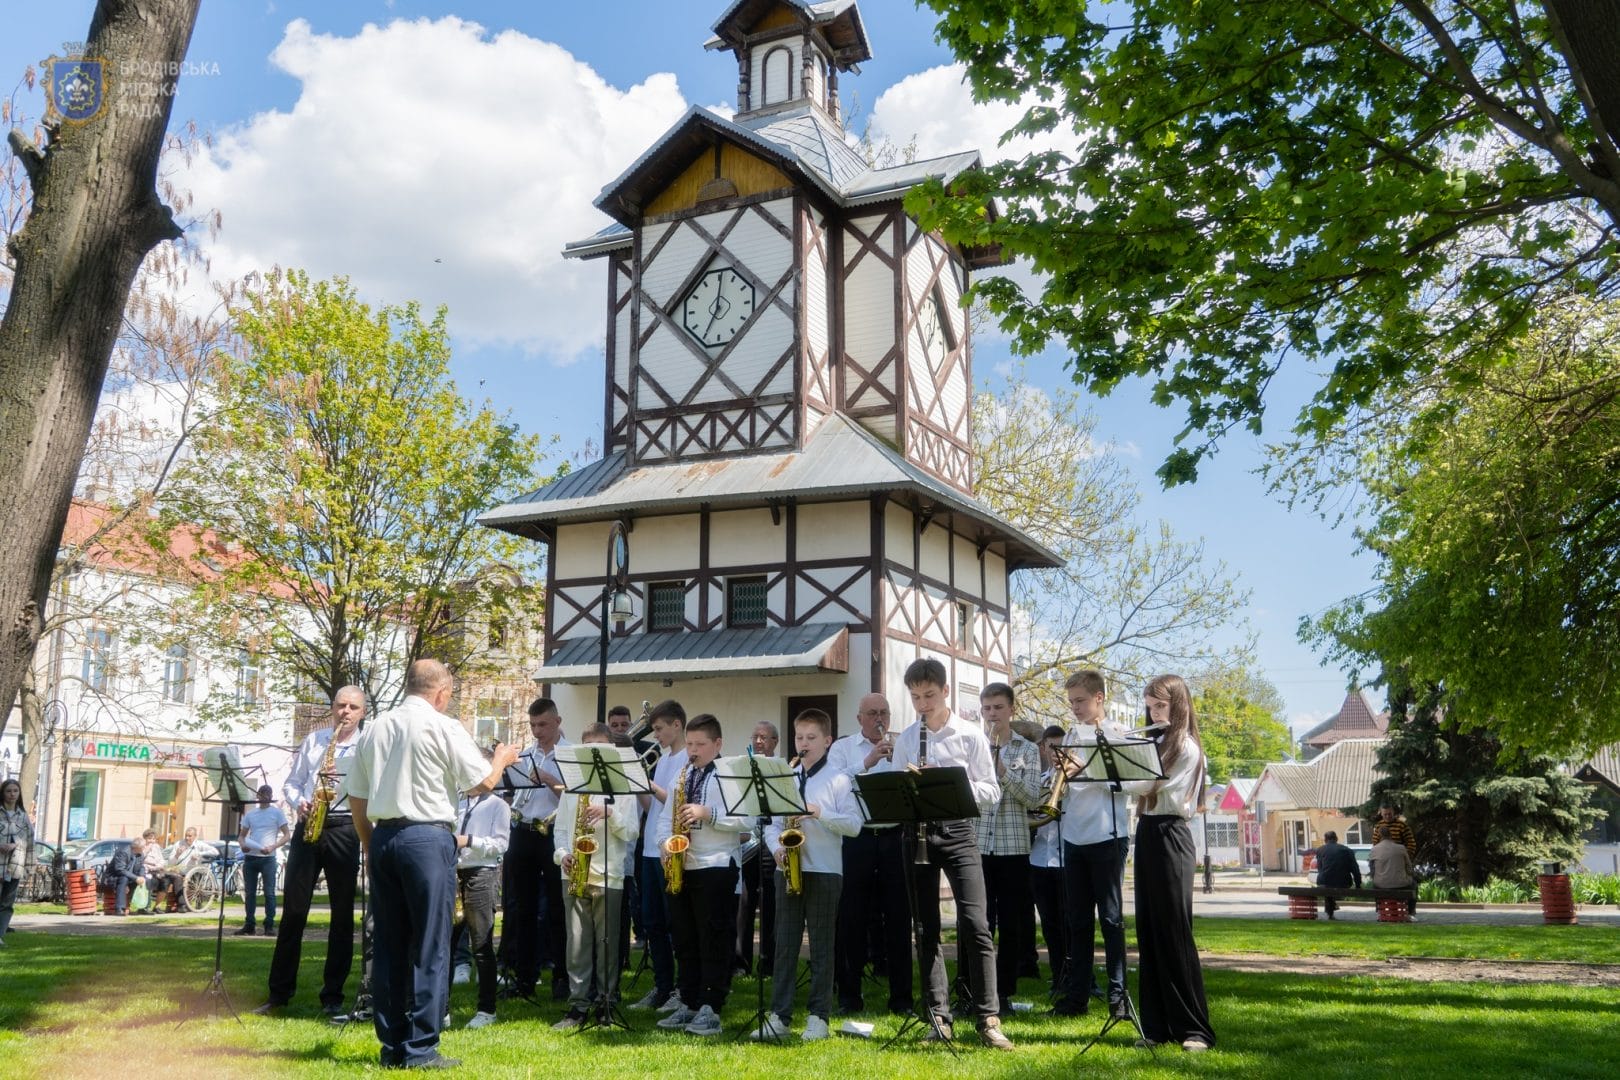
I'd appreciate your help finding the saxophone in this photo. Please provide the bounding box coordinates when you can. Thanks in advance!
[662,763,691,895]
[779,756,805,896]
[568,794,598,898]
[1032,747,1072,825]
[303,730,342,843]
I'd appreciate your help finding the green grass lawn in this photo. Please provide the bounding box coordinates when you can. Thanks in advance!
[1,927,1617,1079]
[1190,916,1620,964]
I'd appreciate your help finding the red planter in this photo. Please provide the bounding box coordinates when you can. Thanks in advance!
[65,868,98,916]
[1376,898,1409,922]
[1538,874,1577,925]
[1288,895,1318,920]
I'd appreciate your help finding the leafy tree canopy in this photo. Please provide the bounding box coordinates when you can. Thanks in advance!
[1190,667,1293,784]
[913,0,1620,484]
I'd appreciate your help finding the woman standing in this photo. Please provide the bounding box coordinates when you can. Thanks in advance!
[1128,675,1216,1052]
[1,778,32,945]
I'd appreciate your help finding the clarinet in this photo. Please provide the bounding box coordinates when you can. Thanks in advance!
[912,720,930,865]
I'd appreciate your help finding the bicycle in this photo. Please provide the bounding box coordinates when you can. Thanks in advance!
[182,856,243,914]
[20,858,63,904]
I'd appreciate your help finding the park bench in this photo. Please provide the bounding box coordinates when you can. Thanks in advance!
[1277,885,1417,922]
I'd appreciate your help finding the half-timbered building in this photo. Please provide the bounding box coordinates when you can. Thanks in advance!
[482,0,1061,736]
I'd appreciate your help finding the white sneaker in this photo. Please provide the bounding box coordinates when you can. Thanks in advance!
[801,1015,830,1041]
[655,992,687,1014]
[748,1013,789,1041]
[628,988,662,1010]
[452,964,471,986]
[465,1011,496,1030]
[684,1004,722,1036]
[656,1006,696,1029]
[442,1012,451,1027]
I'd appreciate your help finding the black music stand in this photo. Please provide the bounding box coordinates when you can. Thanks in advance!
[176,755,265,1027]
[330,854,374,1030]
[854,765,977,1056]
[1067,727,1164,1056]
[715,752,805,1044]
[556,744,650,1034]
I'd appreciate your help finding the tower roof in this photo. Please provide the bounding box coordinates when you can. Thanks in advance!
[706,0,872,68]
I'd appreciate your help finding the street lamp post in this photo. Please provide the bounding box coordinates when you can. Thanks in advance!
[44,700,72,851]
[597,521,635,729]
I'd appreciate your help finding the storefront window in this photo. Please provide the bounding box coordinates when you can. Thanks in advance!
[150,778,182,842]
[67,770,102,840]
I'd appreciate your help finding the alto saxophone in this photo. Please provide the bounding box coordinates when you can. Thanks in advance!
[1032,747,1072,825]
[662,763,691,895]
[304,730,342,843]
[779,756,805,896]
[568,794,598,898]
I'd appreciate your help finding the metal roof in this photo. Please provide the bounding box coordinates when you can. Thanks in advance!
[736,108,871,191]
[1576,744,1620,795]
[539,622,849,683]
[1259,739,1383,812]
[480,412,1064,571]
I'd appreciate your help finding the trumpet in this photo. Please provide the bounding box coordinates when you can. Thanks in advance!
[662,762,691,895]
[568,794,597,898]
[780,756,805,895]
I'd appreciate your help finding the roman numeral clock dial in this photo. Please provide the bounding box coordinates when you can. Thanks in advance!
[681,266,756,348]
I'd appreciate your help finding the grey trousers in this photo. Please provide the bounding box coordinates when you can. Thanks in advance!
[769,870,841,1023]
[564,885,623,1010]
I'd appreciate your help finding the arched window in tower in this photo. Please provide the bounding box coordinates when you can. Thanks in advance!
[760,45,792,106]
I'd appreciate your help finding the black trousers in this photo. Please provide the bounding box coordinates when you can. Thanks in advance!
[735,847,776,976]
[1134,816,1216,1047]
[667,864,738,1012]
[268,816,359,1007]
[980,853,1034,1006]
[910,820,997,1024]
[1059,836,1129,1007]
[502,826,563,992]
[1030,865,1068,986]
[451,866,499,1015]
[835,827,912,1010]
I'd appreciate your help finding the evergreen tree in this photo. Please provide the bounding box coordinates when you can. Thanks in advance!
[1362,680,1600,886]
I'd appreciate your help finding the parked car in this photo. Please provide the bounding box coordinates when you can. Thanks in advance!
[66,837,133,873]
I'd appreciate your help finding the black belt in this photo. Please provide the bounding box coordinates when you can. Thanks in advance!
[458,864,496,877]
[375,818,452,831]
[324,813,353,823]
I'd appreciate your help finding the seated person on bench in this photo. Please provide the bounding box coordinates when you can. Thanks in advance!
[1312,831,1361,920]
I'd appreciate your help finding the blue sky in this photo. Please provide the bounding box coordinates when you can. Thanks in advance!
[3,0,1375,735]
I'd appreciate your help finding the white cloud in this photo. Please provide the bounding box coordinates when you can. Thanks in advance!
[180,17,689,360]
[866,63,1068,165]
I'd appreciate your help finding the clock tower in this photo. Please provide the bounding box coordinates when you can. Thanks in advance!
[483,1,1059,734]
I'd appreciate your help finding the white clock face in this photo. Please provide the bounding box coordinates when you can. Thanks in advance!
[681,266,756,349]
[919,291,950,371]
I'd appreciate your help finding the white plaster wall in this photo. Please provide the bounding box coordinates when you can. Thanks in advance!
[710,507,784,565]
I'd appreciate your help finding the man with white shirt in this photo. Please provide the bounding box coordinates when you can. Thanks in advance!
[1052,669,1132,1019]
[828,692,912,1015]
[345,659,518,1070]
[453,749,511,1030]
[501,697,569,1000]
[259,685,366,1017]
[891,658,1013,1051]
[627,700,689,1013]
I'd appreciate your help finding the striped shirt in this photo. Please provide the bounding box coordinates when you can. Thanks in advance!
[976,732,1041,855]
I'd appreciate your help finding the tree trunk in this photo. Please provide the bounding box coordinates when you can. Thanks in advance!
[16,670,45,814]
[1455,802,1480,887]
[0,0,201,721]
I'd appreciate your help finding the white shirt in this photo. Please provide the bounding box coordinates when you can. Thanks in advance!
[1126,733,1205,820]
[552,791,640,889]
[642,746,689,858]
[344,694,490,825]
[456,793,511,870]
[827,731,898,828]
[671,762,748,871]
[763,758,860,876]
[240,805,288,853]
[891,710,1000,814]
[1059,721,1132,846]
[1029,770,1062,869]
[284,726,361,816]
[508,739,569,823]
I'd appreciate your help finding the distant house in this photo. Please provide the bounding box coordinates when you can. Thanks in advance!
[1298,689,1388,761]
[1191,782,1243,867]
[1217,777,1260,867]
[1252,738,1382,873]
[1574,745,1620,874]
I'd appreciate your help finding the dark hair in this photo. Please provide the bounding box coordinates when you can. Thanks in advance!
[649,699,687,727]
[980,682,1015,706]
[607,705,632,719]
[903,657,948,689]
[793,708,833,737]
[1324,830,1338,844]
[527,696,558,718]
[686,714,722,741]
[0,778,21,804]
[1042,725,1065,741]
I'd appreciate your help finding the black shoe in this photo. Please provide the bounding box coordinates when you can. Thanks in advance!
[405,1053,461,1069]
[250,1002,280,1016]
[321,1003,345,1018]
[498,984,535,1001]
[836,999,863,1016]
[1109,999,1130,1020]
[233,926,256,936]
[263,924,276,936]
[1050,999,1088,1017]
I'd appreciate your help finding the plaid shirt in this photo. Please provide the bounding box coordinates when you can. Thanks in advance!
[976,733,1041,855]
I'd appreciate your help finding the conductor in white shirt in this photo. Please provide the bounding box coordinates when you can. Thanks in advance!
[346,660,518,1070]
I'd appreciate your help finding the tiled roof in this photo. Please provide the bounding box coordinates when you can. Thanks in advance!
[540,622,848,683]
[1301,689,1389,759]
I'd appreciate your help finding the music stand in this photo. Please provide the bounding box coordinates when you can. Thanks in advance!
[331,854,374,1031]
[555,744,650,1034]
[176,754,266,1027]
[1067,727,1164,1056]
[714,753,804,1044]
[853,766,977,1056]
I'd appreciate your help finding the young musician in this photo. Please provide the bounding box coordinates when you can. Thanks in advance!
[751,709,860,1042]
[452,747,511,1029]
[656,714,747,1036]
[1053,670,1131,1018]
[977,683,1041,1014]
[891,658,1014,1051]
[552,724,640,1030]
[827,692,912,1015]
[1029,726,1069,992]
[1125,674,1216,1052]
[629,700,688,1014]
[502,698,569,1000]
